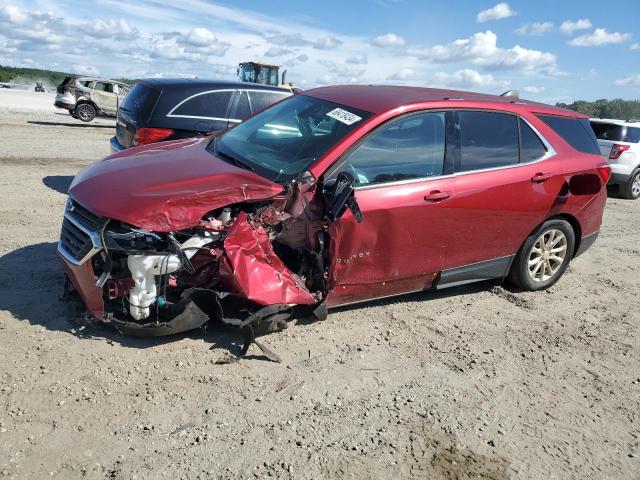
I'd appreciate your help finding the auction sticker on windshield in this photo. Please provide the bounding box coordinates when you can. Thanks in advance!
[326,108,362,125]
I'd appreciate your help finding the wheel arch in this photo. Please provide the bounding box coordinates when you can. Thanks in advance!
[537,213,582,258]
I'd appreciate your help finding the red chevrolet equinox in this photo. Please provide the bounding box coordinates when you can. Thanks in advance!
[58,85,609,338]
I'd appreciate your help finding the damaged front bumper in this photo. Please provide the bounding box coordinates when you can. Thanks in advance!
[58,196,326,339]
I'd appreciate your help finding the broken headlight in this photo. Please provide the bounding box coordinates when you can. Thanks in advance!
[103,222,169,254]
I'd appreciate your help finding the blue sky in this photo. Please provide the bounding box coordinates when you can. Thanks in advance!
[1,0,639,102]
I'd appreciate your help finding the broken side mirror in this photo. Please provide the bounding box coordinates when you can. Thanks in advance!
[327,172,364,224]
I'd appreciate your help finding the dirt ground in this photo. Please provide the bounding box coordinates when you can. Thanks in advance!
[0,93,639,480]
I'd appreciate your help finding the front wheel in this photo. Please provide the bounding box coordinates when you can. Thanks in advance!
[507,219,575,291]
[75,103,96,122]
[621,169,640,200]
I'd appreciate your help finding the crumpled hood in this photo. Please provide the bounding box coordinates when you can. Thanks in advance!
[69,137,284,231]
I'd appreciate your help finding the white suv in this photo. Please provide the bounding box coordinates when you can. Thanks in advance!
[590,118,640,199]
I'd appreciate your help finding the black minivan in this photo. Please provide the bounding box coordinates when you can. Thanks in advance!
[110,78,292,151]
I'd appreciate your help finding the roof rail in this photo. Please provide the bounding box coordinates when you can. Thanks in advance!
[500,90,519,99]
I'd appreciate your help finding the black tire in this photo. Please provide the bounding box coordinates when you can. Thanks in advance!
[507,219,575,291]
[620,169,640,200]
[75,103,96,122]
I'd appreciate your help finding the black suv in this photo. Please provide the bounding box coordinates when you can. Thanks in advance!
[110,78,292,152]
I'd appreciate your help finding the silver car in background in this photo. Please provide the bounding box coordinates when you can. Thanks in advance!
[590,118,640,199]
[54,76,130,122]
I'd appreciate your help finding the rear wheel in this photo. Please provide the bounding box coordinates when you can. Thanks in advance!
[621,169,640,200]
[76,103,96,122]
[507,219,575,291]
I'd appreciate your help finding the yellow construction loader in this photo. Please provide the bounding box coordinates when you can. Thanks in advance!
[237,62,299,91]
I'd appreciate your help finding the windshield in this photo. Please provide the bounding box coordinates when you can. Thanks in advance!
[210,95,372,183]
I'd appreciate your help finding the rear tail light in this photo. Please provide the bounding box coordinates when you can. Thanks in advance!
[609,144,630,160]
[597,163,612,184]
[132,127,174,146]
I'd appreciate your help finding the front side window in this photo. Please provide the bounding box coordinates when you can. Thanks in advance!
[249,91,290,114]
[170,91,233,119]
[459,111,519,172]
[537,115,600,155]
[234,90,251,120]
[341,112,446,186]
[211,95,371,183]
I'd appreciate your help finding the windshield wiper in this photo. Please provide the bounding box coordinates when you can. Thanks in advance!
[215,150,255,173]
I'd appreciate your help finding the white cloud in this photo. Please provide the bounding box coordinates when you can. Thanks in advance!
[346,54,368,64]
[516,22,553,36]
[631,43,640,51]
[317,59,365,79]
[477,3,516,23]
[73,65,100,76]
[373,33,405,48]
[614,75,640,87]
[267,33,312,47]
[522,86,545,93]
[409,30,559,75]
[559,19,592,35]
[387,68,415,80]
[568,28,632,47]
[313,36,343,50]
[80,18,139,40]
[264,47,293,57]
[434,68,510,89]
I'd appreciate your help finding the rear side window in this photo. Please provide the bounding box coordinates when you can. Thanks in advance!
[119,83,159,121]
[249,91,289,113]
[94,82,114,93]
[170,91,233,119]
[343,112,445,186]
[628,127,640,143]
[537,115,600,155]
[519,118,547,162]
[459,111,519,172]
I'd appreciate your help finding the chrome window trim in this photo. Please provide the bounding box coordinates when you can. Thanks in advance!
[167,88,290,122]
[352,111,556,192]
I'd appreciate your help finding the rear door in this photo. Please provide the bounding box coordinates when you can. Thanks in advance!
[91,82,118,114]
[325,111,456,306]
[441,110,560,278]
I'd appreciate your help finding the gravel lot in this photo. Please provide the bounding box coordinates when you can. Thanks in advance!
[0,92,639,479]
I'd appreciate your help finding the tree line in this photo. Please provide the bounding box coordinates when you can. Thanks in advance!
[556,99,640,120]
[0,65,131,86]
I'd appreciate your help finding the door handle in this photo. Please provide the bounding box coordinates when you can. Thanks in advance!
[531,172,552,183]
[424,190,451,202]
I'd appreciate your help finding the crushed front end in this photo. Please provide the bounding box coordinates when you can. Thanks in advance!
[57,184,330,339]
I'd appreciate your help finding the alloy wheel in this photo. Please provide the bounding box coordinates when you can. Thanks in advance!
[632,172,640,198]
[527,229,568,282]
[77,104,93,121]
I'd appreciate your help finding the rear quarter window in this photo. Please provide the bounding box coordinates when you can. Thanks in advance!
[119,83,159,122]
[537,115,600,155]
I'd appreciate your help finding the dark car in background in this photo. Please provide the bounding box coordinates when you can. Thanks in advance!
[110,78,292,152]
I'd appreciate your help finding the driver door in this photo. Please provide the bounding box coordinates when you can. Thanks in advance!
[325,111,456,306]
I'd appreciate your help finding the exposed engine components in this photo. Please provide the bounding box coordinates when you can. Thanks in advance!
[126,233,217,319]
